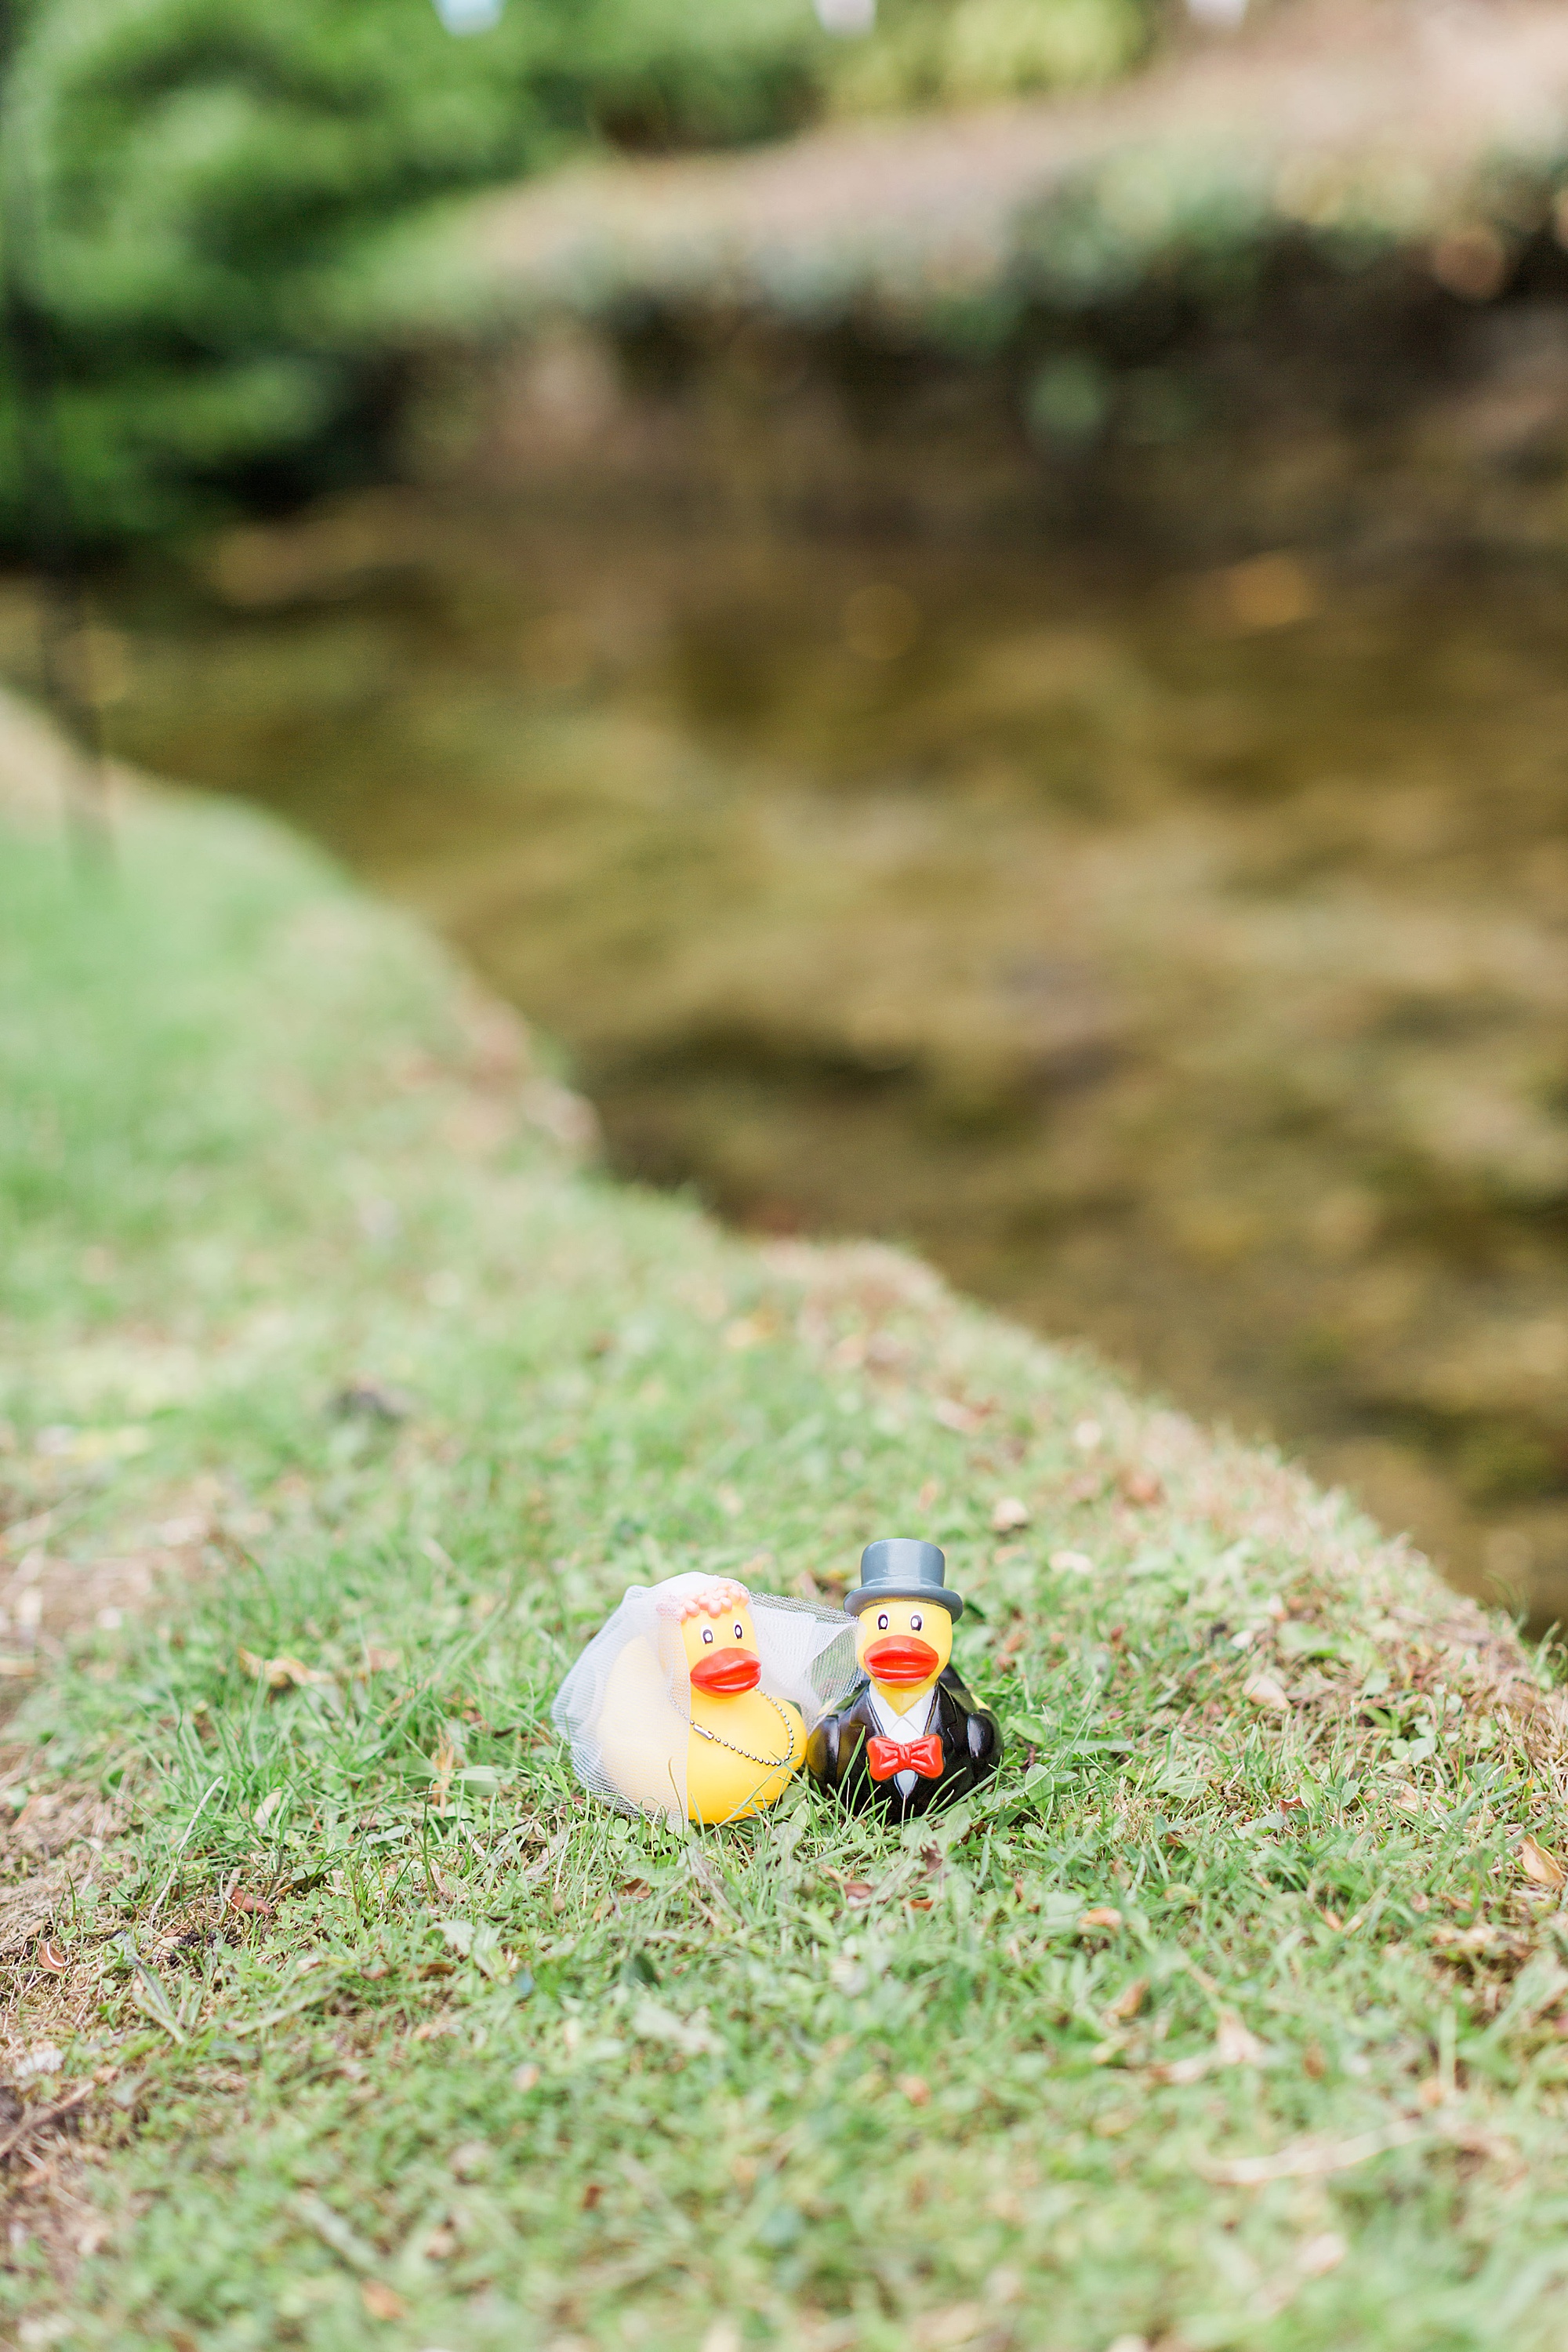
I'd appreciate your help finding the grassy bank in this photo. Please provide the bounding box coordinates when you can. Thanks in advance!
[4,731,1568,2351]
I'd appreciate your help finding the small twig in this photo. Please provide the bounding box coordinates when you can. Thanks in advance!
[0,2081,93,2168]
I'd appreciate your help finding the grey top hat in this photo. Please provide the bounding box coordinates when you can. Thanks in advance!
[844,1537,964,1621]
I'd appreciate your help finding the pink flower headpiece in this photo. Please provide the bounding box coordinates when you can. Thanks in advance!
[670,1577,750,1622]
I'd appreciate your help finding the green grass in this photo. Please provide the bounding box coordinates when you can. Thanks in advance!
[5,764,1568,2351]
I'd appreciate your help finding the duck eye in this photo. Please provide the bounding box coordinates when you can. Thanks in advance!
[702,1627,714,1643]
[910,1611,923,1631]
[734,1622,744,1639]
[877,1612,889,1631]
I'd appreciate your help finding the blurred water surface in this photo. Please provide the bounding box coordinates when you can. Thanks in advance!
[15,495,1568,1618]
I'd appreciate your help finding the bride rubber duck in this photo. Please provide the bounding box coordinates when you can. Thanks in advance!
[553,1570,857,1824]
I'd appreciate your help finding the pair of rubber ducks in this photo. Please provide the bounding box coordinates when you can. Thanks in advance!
[554,1539,1000,1824]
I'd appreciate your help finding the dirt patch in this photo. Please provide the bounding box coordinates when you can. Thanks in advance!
[0,684,124,837]
[0,1519,212,1728]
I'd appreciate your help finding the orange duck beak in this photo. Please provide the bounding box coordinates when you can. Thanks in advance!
[689,1646,761,1694]
[863,1635,940,1686]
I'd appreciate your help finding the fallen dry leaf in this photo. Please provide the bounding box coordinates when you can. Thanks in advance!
[1297,2231,1348,2278]
[512,2062,540,2092]
[0,1655,38,1680]
[913,2302,986,2351]
[989,1496,1031,1534]
[431,1732,461,1809]
[35,1936,68,1973]
[1106,1976,1148,2021]
[1519,1833,1566,1891]
[1151,2013,1269,2085]
[238,1647,334,1691]
[158,1512,210,1547]
[1079,1907,1123,1933]
[630,1997,720,2057]
[932,1396,984,1435]
[1152,2052,1214,2085]
[898,2072,931,2106]
[723,1313,775,1352]
[1243,1671,1290,1711]
[1093,2107,1138,2139]
[227,1889,274,1918]
[1200,2120,1422,2186]
[1432,2113,1518,2163]
[844,1881,876,1907]
[1120,1468,1164,1507]
[1432,1922,1515,1958]
[1215,2010,1269,2067]
[360,2281,405,2322]
[361,1645,401,1675]
[993,1618,1030,1669]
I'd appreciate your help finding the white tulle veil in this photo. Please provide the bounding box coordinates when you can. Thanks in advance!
[552,1570,858,1820]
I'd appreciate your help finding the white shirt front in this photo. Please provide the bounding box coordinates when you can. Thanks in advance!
[868,1683,936,1798]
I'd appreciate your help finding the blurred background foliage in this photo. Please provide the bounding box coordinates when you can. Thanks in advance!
[0,0,1152,546]
[825,0,1143,114]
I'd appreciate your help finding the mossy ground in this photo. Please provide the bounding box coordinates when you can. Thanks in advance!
[5,745,1568,2352]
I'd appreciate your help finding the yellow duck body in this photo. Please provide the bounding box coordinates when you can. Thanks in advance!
[598,1631,805,1824]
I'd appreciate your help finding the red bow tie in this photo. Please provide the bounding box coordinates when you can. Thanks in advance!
[866,1730,945,1782]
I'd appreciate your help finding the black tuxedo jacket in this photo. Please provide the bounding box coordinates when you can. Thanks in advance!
[804,1666,1001,1820]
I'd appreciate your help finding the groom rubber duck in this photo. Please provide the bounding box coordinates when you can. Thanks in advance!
[804,1538,1000,1819]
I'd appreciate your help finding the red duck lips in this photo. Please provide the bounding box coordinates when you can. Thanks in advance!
[688,1646,761,1695]
[863,1635,940,1685]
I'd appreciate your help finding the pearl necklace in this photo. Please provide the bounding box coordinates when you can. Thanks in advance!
[681,1689,797,1770]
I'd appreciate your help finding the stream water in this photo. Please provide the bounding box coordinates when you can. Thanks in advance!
[16,489,1568,1621]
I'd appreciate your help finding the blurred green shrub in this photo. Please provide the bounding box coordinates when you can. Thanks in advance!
[0,0,1152,548]
[1,0,833,542]
[829,0,1145,114]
